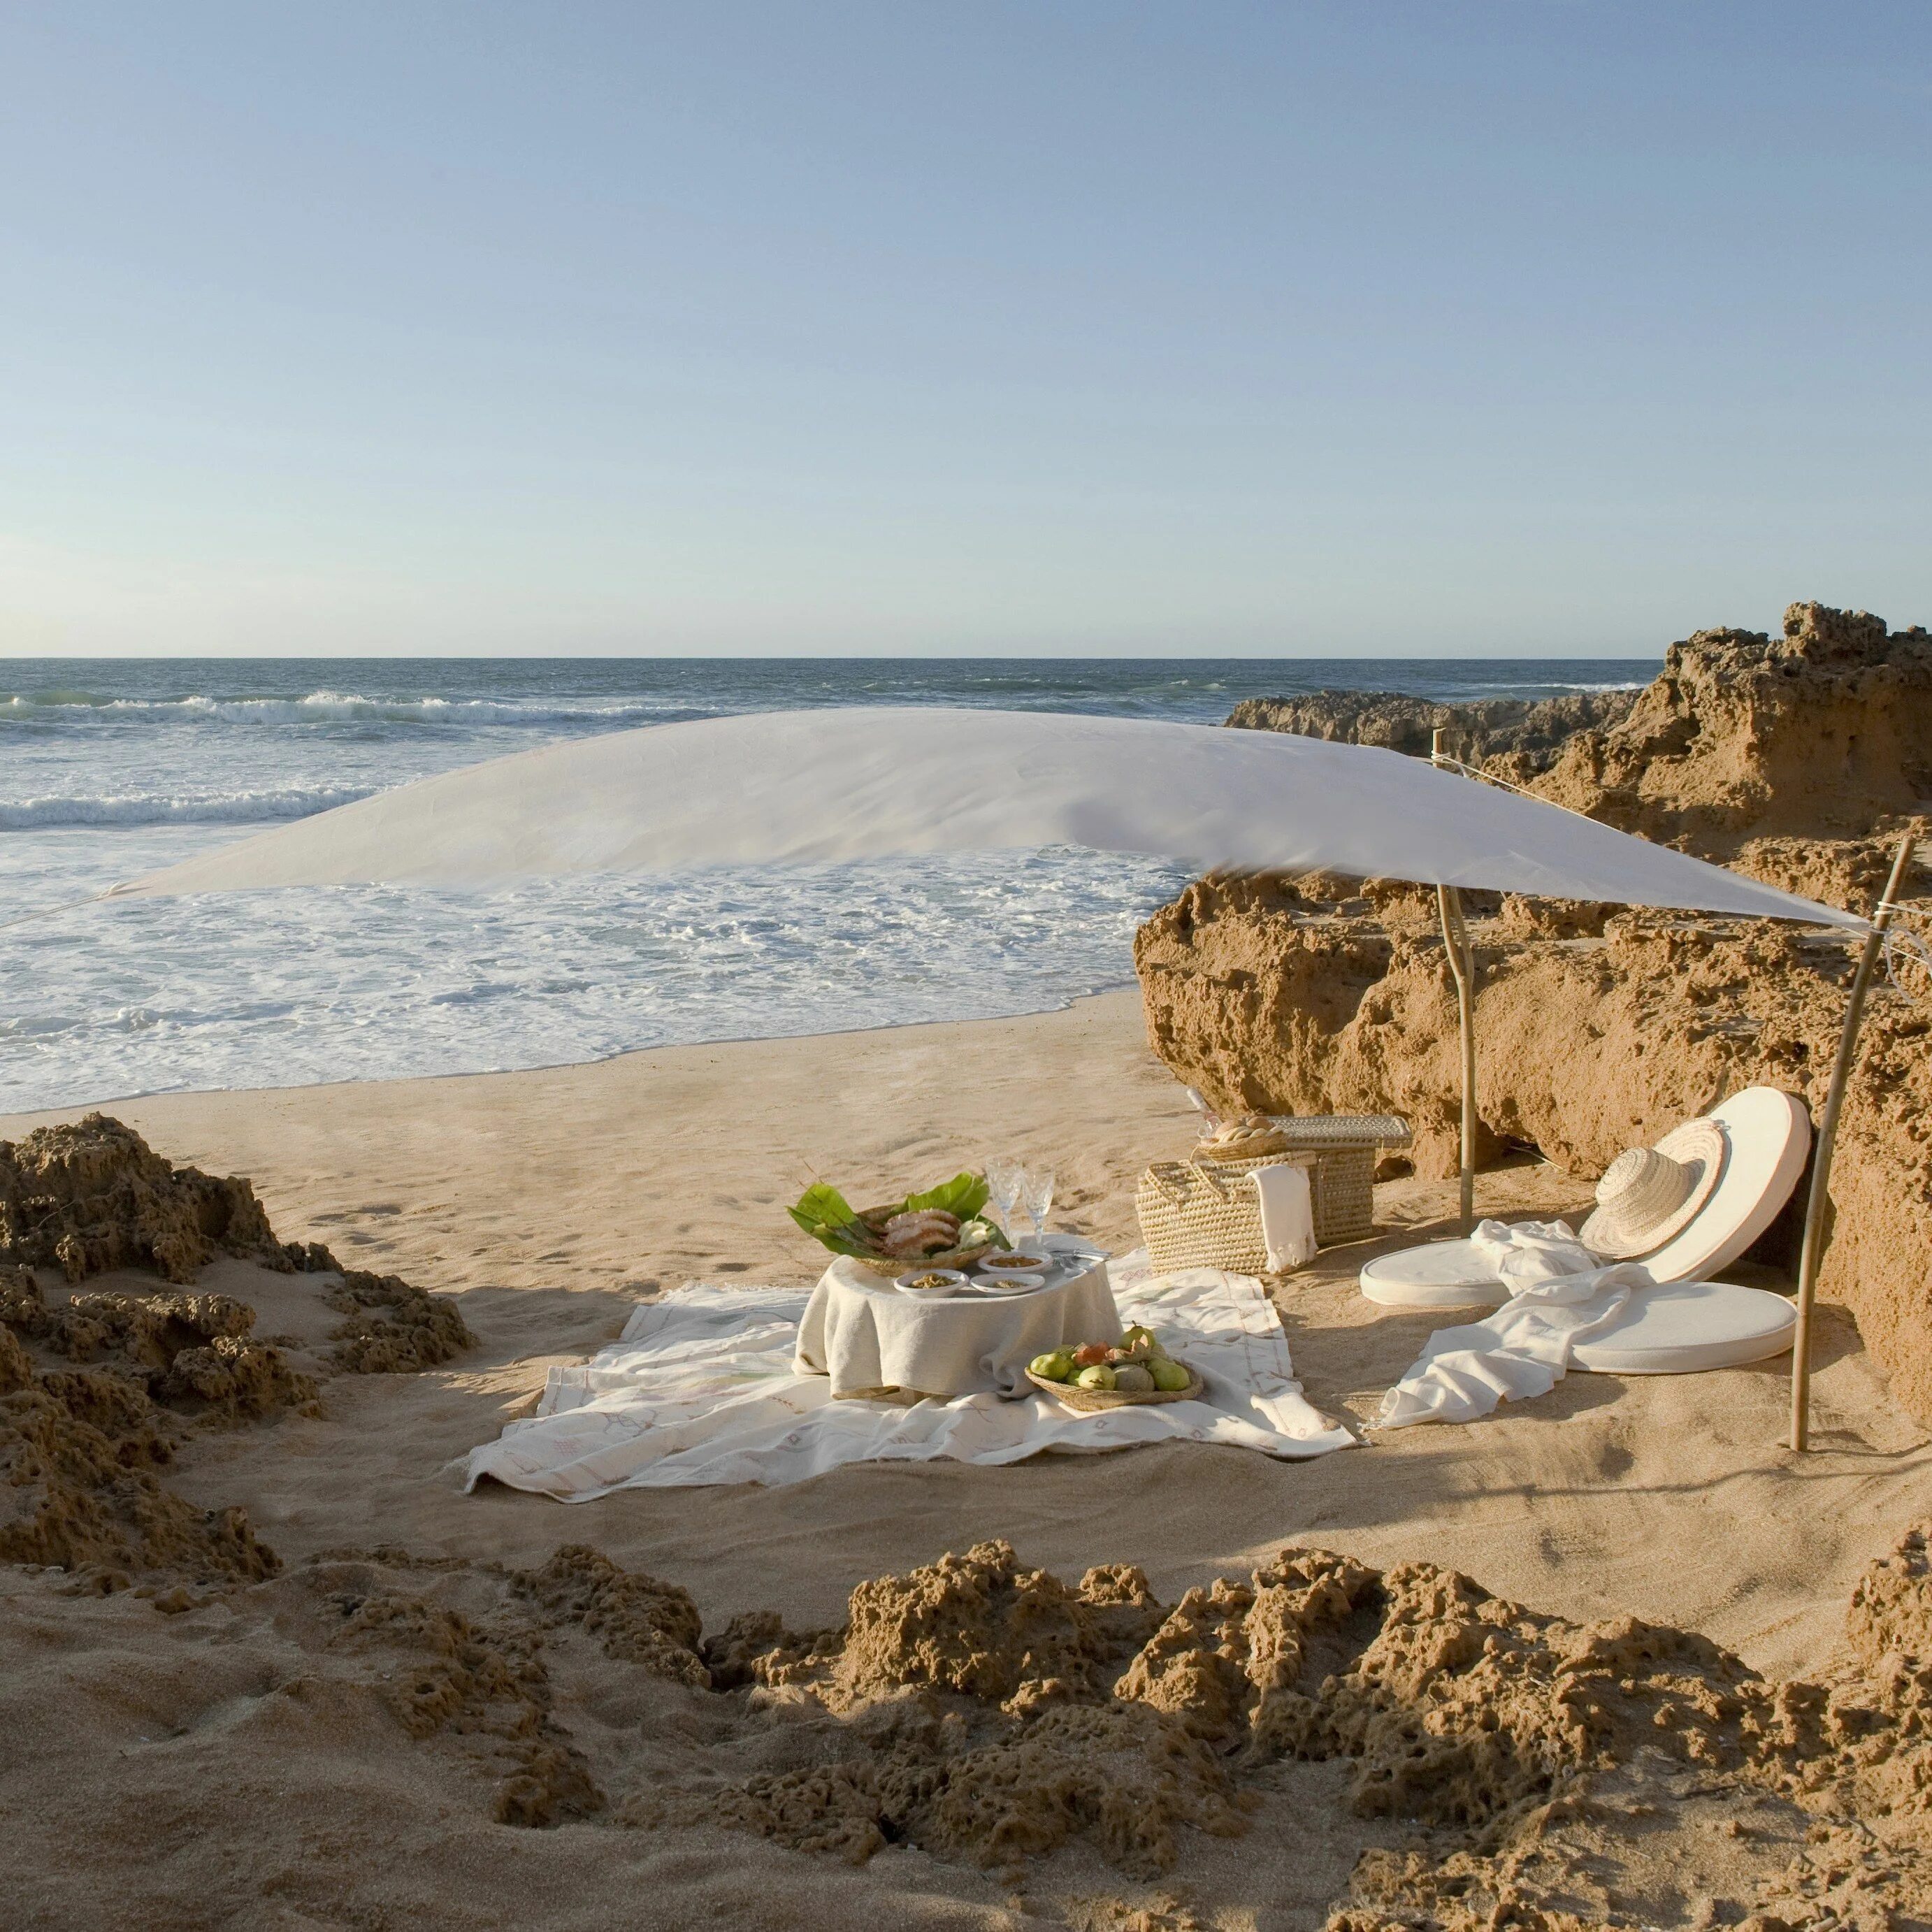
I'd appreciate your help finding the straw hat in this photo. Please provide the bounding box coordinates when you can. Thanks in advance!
[1580,1118,1727,1258]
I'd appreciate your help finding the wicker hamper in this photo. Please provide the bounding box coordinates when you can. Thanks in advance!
[1135,1113,1412,1274]
[1134,1155,1313,1276]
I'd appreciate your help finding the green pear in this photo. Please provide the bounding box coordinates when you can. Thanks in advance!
[1149,1357,1192,1392]
[1030,1350,1076,1383]
[1074,1363,1117,1392]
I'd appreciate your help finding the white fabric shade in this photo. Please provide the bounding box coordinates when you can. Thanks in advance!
[109,705,1862,927]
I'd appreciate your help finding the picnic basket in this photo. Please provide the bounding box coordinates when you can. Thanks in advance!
[1136,1113,1412,1271]
[1134,1155,1312,1276]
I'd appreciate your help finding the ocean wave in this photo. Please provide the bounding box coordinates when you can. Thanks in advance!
[0,689,686,727]
[0,786,374,829]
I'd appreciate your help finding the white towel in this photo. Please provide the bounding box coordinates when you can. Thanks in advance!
[1247,1162,1317,1272]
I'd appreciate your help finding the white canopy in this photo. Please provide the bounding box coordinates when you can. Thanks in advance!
[109,706,1861,928]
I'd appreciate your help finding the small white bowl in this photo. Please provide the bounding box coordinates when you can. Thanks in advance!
[894,1268,967,1299]
[980,1251,1051,1276]
[974,1271,1046,1297]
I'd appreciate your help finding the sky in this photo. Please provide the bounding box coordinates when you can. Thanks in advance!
[1,3,1928,658]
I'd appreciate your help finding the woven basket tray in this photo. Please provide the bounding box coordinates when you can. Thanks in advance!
[844,1204,995,1275]
[1026,1362,1205,1410]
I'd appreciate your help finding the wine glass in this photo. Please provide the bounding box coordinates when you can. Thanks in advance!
[1018,1167,1055,1242]
[984,1160,1023,1239]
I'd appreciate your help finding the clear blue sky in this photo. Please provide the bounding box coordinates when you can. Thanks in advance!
[2,3,1927,657]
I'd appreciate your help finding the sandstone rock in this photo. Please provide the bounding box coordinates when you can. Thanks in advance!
[1143,602,1932,1416]
[1227,686,1638,768]
[0,1121,473,1587]
[1524,602,1932,853]
[0,1113,296,1283]
[1139,883,1932,1413]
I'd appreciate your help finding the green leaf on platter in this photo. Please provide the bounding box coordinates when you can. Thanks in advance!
[788,1183,875,1255]
[788,1182,856,1232]
[901,1171,990,1220]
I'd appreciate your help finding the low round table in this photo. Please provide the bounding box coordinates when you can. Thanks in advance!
[794,1234,1120,1399]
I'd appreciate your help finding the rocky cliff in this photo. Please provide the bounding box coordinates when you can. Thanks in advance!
[1138,603,1932,1413]
[1227,686,1637,769]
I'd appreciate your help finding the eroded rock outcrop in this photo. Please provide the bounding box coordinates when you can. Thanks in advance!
[1524,602,1932,854]
[0,1119,475,1587]
[0,1113,298,1283]
[15,1523,1932,1918]
[1143,601,1932,1415]
[0,1114,476,1376]
[616,1527,1932,1917]
[0,1311,282,1585]
[1229,686,1637,769]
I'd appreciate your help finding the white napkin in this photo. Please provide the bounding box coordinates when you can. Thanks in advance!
[1246,1161,1317,1271]
[1467,1216,1601,1287]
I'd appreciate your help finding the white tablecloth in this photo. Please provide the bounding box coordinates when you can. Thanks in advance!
[795,1234,1122,1397]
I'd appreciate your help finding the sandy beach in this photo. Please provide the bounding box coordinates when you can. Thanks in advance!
[6,990,1930,1928]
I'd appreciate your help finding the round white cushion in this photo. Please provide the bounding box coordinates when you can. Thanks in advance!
[1570,1282,1796,1376]
[1359,1241,1511,1309]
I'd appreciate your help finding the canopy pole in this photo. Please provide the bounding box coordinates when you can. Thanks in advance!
[1432,730,1478,1233]
[1789,825,1919,1452]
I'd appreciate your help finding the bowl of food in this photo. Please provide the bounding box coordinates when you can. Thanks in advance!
[972,1271,1046,1297]
[1025,1327,1202,1408]
[895,1268,968,1299]
[979,1250,1051,1276]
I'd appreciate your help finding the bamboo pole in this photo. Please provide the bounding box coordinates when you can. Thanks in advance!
[1432,730,1478,1233]
[1789,826,1920,1452]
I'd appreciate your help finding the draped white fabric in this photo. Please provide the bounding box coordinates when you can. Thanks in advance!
[1374,1220,1650,1429]
[463,1251,1353,1495]
[111,707,1860,926]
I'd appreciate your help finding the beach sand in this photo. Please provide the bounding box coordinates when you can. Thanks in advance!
[6,988,1931,1928]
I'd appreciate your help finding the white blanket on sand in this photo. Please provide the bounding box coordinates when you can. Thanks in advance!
[1375,1218,1654,1429]
[465,1251,1353,1496]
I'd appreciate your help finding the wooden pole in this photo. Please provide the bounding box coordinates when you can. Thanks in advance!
[1789,826,1920,1452]
[1432,729,1478,1234]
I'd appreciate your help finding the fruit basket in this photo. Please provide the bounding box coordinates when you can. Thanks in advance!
[1025,1362,1204,1410]
[1024,1327,1204,1409]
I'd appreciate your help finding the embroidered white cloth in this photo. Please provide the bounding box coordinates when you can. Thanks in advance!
[1375,1219,1654,1429]
[1248,1162,1317,1272]
[795,1237,1122,1397]
[463,1250,1353,1495]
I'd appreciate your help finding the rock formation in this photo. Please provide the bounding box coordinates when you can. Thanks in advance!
[210,1525,1932,1924]
[1522,602,1932,853]
[1228,684,1636,768]
[0,1111,296,1284]
[1,1118,475,1587]
[1140,603,1932,1412]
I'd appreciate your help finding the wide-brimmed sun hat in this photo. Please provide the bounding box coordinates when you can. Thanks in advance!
[1580,1118,1727,1258]
[1357,1087,1813,1309]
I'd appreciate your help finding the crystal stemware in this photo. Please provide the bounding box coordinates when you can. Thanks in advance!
[983,1160,1023,1239]
[1018,1167,1056,1241]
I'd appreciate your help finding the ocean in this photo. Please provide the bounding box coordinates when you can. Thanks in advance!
[1,657,1652,1113]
